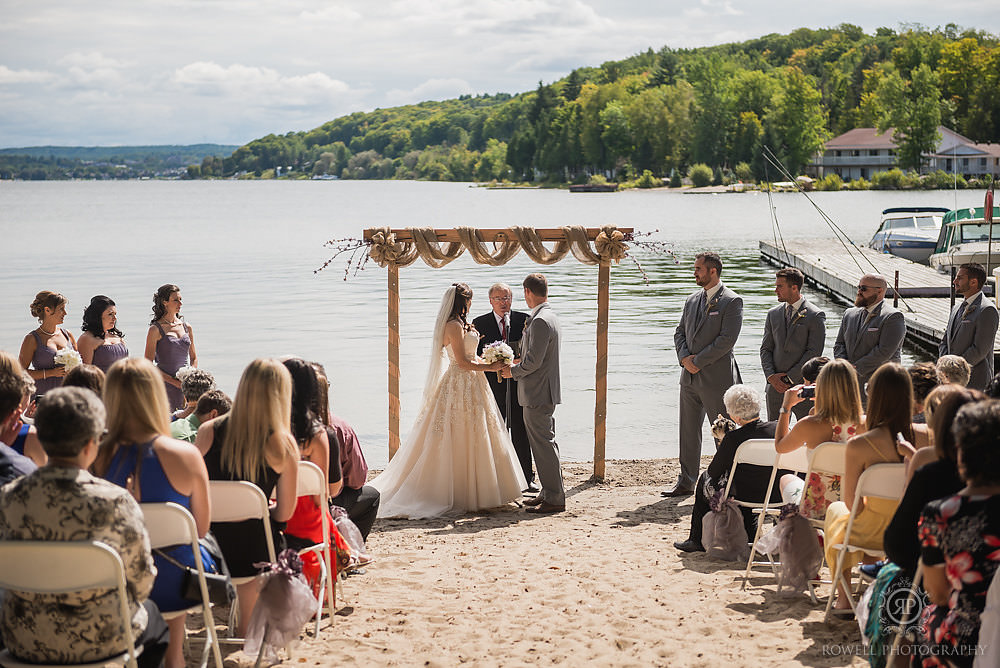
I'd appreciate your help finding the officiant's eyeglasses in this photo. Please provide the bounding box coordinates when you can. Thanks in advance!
[490,295,512,302]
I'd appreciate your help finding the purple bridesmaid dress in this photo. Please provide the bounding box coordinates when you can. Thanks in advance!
[154,323,191,410]
[30,329,73,397]
[91,341,129,373]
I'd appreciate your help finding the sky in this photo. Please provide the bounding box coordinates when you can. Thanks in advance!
[2,0,999,148]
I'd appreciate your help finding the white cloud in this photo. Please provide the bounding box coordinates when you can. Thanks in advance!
[384,78,475,106]
[299,5,362,22]
[171,62,351,105]
[0,65,56,85]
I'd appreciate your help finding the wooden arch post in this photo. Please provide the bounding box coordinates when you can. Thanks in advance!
[364,227,631,480]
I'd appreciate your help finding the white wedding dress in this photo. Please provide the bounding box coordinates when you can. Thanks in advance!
[371,327,527,518]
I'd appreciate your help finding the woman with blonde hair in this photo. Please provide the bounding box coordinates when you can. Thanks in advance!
[93,358,214,668]
[775,358,864,520]
[195,358,299,634]
[18,290,77,397]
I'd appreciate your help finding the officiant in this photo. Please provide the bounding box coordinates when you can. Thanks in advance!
[475,282,537,493]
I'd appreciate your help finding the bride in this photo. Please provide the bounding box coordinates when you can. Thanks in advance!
[371,283,527,518]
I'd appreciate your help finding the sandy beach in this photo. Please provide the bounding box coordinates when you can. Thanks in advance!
[203,457,869,667]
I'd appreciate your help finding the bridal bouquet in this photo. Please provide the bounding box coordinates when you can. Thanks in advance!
[482,341,514,382]
[53,348,82,372]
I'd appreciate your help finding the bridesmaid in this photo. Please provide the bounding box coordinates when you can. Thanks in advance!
[144,284,197,411]
[17,290,77,398]
[78,295,129,373]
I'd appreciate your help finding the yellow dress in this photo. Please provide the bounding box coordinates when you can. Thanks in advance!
[823,434,901,573]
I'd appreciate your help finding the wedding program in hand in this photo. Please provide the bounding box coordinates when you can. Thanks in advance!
[370,283,526,518]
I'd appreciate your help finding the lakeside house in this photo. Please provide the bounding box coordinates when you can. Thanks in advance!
[810,126,1000,180]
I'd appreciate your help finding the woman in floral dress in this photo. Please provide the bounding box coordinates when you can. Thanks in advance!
[918,399,1000,667]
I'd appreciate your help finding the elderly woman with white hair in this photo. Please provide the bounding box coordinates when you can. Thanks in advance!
[675,384,788,553]
[936,354,971,387]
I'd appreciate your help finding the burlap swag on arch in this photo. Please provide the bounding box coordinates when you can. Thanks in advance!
[366,225,629,269]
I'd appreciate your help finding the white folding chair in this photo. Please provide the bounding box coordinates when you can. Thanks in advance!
[0,540,140,668]
[717,439,781,568]
[741,444,810,588]
[824,463,907,621]
[208,481,276,637]
[293,460,337,635]
[141,502,223,668]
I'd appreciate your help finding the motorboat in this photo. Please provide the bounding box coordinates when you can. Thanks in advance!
[928,206,1000,274]
[867,207,949,264]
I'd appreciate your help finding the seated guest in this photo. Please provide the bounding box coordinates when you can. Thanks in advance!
[172,368,215,420]
[986,372,1000,399]
[823,363,909,611]
[908,362,938,424]
[674,385,780,553]
[93,358,214,668]
[195,358,298,635]
[0,372,45,467]
[884,385,983,575]
[170,389,231,444]
[0,387,168,667]
[313,362,380,541]
[775,359,863,520]
[903,384,967,480]
[281,358,345,583]
[0,360,37,485]
[62,362,106,396]
[937,354,972,387]
[918,400,1000,666]
[77,295,129,373]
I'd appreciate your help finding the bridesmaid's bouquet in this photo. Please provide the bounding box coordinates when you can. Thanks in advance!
[53,348,82,372]
[482,341,514,382]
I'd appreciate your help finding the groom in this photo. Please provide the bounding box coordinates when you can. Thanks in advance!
[502,273,564,513]
[474,282,537,493]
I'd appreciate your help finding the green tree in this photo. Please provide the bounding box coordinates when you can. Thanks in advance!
[765,67,829,175]
[599,100,634,169]
[874,63,942,171]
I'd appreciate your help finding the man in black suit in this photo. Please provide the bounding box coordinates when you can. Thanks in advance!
[474,282,536,492]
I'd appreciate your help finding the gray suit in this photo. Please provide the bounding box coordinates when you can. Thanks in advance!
[673,284,743,488]
[510,302,563,505]
[940,293,999,391]
[760,300,826,420]
[833,300,905,402]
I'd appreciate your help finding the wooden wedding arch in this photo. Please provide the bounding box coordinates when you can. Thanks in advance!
[362,225,633,480]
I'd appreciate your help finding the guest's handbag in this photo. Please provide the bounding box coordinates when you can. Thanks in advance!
[154,533,236,607]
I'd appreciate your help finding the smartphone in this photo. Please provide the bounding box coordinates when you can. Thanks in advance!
[896,432,907,445]
[798,385,815,399]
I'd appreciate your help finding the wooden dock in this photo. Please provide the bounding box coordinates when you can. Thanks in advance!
[759,239,1000,355]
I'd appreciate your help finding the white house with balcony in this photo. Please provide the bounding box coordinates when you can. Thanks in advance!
[811,126,1000,180]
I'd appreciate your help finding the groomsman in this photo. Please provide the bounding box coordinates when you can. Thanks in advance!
[474,283,536,492]
[940,262,999,391]
[667,252,743,497]
[760,268,826,420]
[833,273,905,403]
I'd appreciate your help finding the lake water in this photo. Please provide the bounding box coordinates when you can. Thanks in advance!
[1,181,986,469]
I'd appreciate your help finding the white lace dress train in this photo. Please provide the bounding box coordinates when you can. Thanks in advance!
[371,330,527,518]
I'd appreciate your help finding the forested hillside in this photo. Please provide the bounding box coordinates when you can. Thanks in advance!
[214,24,1000,183]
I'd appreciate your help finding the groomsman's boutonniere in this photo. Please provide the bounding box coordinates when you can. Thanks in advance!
[706,294,721,312]
[962,303,976,319]
[791,309,807,325]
